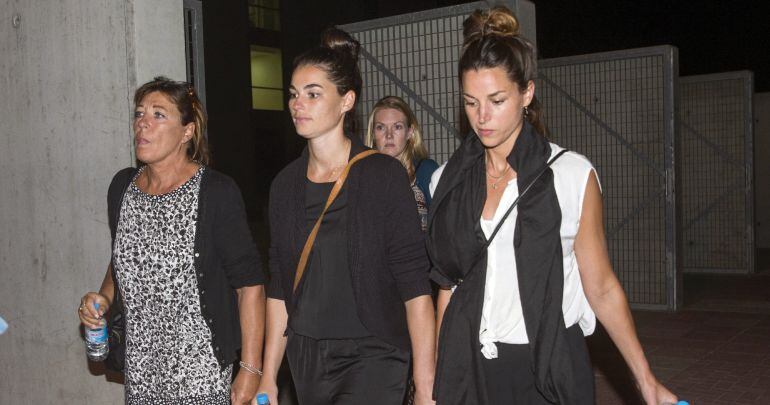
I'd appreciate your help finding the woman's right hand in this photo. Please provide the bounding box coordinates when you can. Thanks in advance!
[256,379,279,405]
[78,292,110,329]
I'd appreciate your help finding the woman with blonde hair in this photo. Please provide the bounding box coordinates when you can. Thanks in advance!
[365,96,439,230]
[428,7,677,405]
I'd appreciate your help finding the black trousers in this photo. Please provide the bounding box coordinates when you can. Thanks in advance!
[286,332,410,405]
[482,324,595,404]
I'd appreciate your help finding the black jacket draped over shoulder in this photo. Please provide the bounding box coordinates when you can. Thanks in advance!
[266,134,432,351]
[107,167,265,369]
[427,121,587,404]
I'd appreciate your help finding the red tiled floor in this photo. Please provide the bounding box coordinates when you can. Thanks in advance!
[591,272,770,404]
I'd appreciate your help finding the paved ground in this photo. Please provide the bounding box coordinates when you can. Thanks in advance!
[592,271,770,404]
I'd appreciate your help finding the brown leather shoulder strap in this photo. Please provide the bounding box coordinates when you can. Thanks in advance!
[293,149,377,292]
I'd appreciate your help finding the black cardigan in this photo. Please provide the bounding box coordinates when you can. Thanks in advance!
[267,135,432,351]
[107,167,265,369]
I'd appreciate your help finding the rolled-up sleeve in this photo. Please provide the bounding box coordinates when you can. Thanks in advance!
[266,246,283,299]
[385,161,432,301]
[429,267,455,289]
[214,178,265,288]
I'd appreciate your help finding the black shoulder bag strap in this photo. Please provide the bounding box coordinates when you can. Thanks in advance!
[483,149,568,247]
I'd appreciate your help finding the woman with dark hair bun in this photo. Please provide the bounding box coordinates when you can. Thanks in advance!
[259,28,436,405]
[428,7,677,405]
[78,77,266,404]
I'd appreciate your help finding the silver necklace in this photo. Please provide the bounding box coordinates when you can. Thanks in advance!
[486,164,511,190]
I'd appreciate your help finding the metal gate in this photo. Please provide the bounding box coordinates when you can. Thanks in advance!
[679,71,754,274]
[343,10,680,309]
[342,2,487,163]
[536,46,679,310]
[341,0,531,162]
[183,0,207,108]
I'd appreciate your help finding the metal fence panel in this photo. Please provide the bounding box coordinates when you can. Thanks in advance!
[342,2,487,163]
[537,46,679,310]
[679,71,754,274]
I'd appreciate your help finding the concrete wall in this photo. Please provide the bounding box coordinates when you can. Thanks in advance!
[0,1,185,403]
[756,92,770,249]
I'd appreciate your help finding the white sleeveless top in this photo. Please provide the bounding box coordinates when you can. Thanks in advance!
[429,144,600,359]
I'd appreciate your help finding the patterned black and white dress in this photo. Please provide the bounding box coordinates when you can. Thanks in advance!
[113,166,232,405]
[411,182,428,232]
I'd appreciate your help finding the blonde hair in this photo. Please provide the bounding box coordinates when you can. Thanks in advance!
[364,96,428,180]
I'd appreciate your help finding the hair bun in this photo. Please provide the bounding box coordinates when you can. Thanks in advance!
[463,6,519,46]
[321,27,361,61]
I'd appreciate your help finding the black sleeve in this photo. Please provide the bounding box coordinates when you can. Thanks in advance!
[212,176,266,288]
[383,160,433,301]
[266,178,284,300]
[429,267,455,289]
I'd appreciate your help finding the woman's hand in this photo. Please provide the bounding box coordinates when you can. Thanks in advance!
[231,370,260,404]
[638,375,677,405]
[256,378,279,405]
[78,292,110,329]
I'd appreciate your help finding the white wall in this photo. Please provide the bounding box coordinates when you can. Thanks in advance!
[0,1,185,403]
[755,92,770,250]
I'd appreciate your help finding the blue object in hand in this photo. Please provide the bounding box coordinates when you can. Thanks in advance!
[84,303,109,361]
[0,315,7,335]
[256,393,270,405]
[676,401,690,405]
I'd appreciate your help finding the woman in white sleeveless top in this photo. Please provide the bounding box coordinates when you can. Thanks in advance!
[427,6,678,405]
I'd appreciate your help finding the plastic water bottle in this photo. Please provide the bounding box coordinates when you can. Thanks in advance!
[85,303,109,361]
[256,393,270,405]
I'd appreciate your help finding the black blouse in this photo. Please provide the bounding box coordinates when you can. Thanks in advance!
[267,134,431,351]
[289,180,370,339]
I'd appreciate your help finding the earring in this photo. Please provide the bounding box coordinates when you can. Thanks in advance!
[523,106,529,116]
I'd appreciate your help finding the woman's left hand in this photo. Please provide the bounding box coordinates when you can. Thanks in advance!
[231,370,260,405]
[639,375,677,405]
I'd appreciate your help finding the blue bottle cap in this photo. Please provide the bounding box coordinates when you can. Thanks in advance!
[676,401,690,405]
[256,393,269,405]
